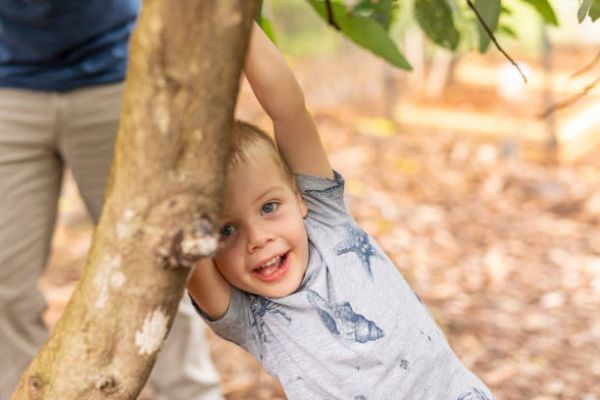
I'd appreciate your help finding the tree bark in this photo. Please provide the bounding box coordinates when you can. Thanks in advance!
[12,1,259,399]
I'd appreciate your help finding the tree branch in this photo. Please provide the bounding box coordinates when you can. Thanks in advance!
[466,0,528,83]
[570,49,600,79]
[11,1,259,399]
[540,75,600,117]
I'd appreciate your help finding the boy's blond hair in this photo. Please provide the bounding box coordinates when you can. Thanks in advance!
[229,121,293,181]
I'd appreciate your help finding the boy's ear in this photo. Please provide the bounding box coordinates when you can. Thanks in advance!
[294,188,308,218]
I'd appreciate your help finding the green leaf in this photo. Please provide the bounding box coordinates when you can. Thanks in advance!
[501,5,513,15]
[589,0,600,21]
[352,0,399,30]
[413,0,460,50]
[517,0,559,26]
[578,0,593,22]
[256,0,265,22]
[257,16,277,43]
[305,0,412,70]
[255,0,277,43]
[474,0,501,53]
[498,24,517,38]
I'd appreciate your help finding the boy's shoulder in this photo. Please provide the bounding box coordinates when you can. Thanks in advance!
[297,171,350,233]
[295,170,345,207]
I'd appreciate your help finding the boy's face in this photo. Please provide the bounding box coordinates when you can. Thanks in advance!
[215,156,308,298]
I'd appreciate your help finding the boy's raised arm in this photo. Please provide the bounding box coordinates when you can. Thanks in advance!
[187,258,231,321]
[244,23,333,179]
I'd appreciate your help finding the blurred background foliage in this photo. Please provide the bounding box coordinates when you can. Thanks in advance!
[259,0,596,65]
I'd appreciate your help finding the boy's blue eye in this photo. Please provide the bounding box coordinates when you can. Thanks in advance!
[261,202,278,214]
[220,224,236,237]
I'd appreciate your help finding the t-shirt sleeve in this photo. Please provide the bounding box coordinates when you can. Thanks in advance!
[295,170,349,227]
[188,287,256,351]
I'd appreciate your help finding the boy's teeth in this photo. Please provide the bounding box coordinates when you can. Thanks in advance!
[259,255,281,270]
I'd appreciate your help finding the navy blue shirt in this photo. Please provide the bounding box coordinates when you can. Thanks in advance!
[0,0,140,91]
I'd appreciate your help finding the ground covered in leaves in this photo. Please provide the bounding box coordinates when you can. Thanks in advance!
[41,48,600,399]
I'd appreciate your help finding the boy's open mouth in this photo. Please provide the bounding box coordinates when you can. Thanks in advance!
[253,252,290,282]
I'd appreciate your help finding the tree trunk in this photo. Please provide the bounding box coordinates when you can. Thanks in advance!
[12,1,259,399]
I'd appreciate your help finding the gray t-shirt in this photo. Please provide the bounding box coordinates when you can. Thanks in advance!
[196,172,494,400]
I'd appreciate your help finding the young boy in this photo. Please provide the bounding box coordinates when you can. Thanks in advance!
[187,24,495,400]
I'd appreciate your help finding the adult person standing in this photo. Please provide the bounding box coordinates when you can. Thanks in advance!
[0,1,223,399]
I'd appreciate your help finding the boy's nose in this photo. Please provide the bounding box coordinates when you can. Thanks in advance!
[246,225,271,253]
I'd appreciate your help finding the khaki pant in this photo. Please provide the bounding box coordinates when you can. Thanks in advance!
[0,84,222,400]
